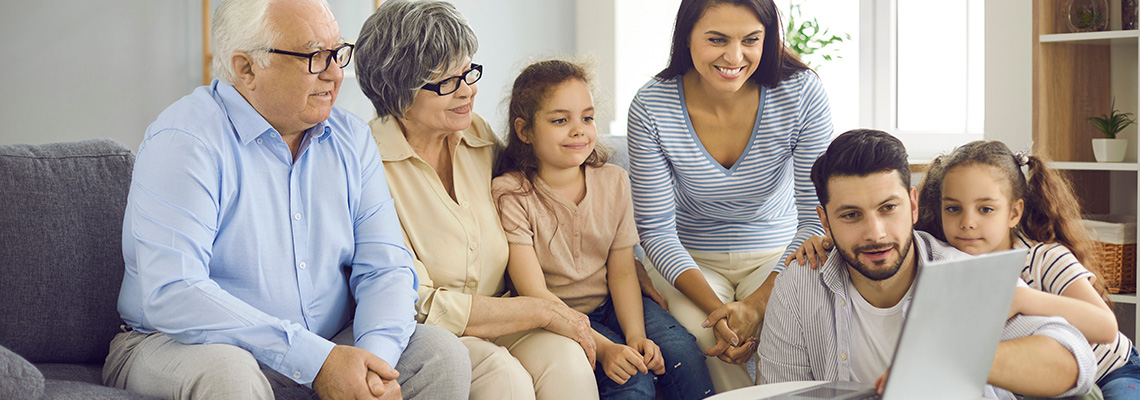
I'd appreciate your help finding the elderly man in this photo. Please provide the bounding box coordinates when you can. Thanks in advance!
[101,0,469,399]
[759,130,1096,398]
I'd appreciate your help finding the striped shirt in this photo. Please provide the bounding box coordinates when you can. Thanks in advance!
[1013,233,1133,382]
[758,231,1096,399]
[627,71,833,284]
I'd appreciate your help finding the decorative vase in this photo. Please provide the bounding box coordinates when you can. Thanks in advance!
[1092,138,1128,162]
[1068,0,1110,32]
[1125,0,1138,30]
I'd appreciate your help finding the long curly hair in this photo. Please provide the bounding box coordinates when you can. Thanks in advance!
[915,140,1109,302]
[493,59,608,182]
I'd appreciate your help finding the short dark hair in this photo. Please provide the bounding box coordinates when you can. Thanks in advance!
[656,0,810,88]
[810,129,910,207]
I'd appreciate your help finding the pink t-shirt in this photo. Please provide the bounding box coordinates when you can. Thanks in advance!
[492,164,640,313]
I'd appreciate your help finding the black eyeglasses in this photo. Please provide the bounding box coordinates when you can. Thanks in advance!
[265,43,354,74]
[422,64,483,96]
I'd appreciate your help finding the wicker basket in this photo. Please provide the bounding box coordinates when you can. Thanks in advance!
[1084,216,1137,294]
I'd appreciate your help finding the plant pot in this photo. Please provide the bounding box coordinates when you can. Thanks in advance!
[1068,0,1110,32]
[1092,138,1128,162]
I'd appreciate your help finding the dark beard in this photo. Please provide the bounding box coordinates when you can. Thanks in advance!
[835,235,913,281]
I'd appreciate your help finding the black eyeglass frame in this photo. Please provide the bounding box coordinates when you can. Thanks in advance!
[264,43,354,74]
[421,64,483,96]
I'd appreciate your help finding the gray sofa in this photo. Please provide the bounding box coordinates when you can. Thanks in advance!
[0,140,322,400]
[0,139,150,399]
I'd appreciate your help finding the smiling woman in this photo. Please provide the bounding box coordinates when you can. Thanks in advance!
[627,0,835,392]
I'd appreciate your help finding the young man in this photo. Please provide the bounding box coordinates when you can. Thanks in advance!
[758,129,1095,398]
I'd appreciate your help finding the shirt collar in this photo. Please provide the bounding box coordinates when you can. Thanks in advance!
[370,115,494,162]
[213,79,331,145]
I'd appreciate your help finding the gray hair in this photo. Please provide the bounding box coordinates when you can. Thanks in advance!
[211,0,333,84]
[355,0,479,119]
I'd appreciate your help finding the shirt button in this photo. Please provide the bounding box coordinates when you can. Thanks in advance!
[293,371,301,379]
[461,201,469,208]
[840,353,847,361]
[469,242,477,251]
[256,138,263,144]
[293,213,302,221]
[466,281,477,288]
[299,262,307,270]
[840,299,846,307]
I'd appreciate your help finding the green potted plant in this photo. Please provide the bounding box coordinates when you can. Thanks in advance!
[784,2,849,70]
[1088,98,1136,162]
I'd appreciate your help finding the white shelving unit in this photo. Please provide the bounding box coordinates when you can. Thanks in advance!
[1034,2,1140,340]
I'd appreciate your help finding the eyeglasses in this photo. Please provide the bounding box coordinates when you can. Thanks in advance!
[265,43,354,74]
[421,64,483,96]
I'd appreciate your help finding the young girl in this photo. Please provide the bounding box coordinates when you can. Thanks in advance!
[915,140,1139,399]
[787,140,1140,399]
[491,60,715,400]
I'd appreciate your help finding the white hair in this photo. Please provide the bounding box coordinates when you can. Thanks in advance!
[210,0,332,84]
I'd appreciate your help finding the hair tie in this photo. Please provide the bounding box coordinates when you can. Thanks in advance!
[1014,151,1029,167]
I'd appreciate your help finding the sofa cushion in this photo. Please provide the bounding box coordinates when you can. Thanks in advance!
[0,139,134,364]
[0,344,44,400]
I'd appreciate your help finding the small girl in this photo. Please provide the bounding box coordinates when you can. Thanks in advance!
[491,60,715,400]
[915,140,1139,399]
[787,140,1140,399]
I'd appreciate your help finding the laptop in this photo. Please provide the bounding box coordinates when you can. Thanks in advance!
[763,248,1028,400]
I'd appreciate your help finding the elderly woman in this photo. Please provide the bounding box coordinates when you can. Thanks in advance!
[354,1,599,399]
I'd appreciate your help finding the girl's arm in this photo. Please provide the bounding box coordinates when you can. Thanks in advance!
[1012,279,1118,344]
[506,243,563,304]
[606,247,665,375]
[499,243,597,365]
[607,247,648,342]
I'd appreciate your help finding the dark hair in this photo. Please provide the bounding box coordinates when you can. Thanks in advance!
[656,0,810,88]
[810,129,910,208]
[493,59,608,180]
[914,140,1109,302]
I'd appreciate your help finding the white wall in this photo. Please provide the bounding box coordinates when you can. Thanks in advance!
[983,0,1033,152]
[450,0,577,136]
[0,0,575,148]
[0,2,203,147]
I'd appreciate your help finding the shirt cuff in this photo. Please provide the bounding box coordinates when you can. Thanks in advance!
[420,288,473,336]
[356,330,406,367]
[277,329,336,385]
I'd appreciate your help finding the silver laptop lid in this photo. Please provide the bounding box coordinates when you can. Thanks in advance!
[880,248,1026,400]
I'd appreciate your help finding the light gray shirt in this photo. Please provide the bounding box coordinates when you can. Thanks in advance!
[758,230,1095,399]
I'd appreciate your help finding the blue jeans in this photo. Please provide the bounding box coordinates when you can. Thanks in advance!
[1099,347,1140,400]
[587,296,715,400]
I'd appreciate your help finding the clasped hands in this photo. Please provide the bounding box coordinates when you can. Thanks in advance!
[701,300,764,364]
[314,345,401,400]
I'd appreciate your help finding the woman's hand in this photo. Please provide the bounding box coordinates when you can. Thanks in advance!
[702,300,764,356]
[542,300,597,366]
[783,235,832,269]
[597,340,649,385]
[627,337,665,375]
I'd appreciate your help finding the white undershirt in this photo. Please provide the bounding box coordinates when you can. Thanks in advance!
[847,281,913,383]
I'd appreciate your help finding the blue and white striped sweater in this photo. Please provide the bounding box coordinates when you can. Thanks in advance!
[627,71,833,284]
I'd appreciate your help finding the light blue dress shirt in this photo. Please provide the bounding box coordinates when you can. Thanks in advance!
[118,80,418,385]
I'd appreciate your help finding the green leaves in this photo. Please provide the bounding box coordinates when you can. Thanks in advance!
[784,3,850,70]
[1088,98,1136,139]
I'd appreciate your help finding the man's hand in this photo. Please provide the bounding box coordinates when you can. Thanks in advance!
[314,345,400,400]
[542,300,597,366]
[635,258,668,311]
